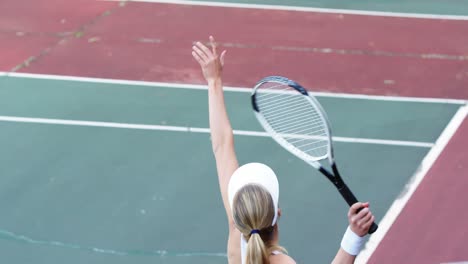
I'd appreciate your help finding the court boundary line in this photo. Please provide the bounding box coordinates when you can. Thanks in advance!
[102,0,468,21]
[356,103,468,263]
[0,115,434,148]
[1,72,466,105]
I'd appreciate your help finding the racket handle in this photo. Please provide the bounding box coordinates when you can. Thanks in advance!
[338,183,358,206]
[368,222,378,234]
[339,184,379,234]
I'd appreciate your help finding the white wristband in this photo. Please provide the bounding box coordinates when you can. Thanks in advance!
[340,226,365,256]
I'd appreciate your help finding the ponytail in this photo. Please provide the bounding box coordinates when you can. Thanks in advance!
[232,184,287,264]
[246,232,269,264]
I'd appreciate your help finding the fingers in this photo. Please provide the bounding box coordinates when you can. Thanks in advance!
[192,50,204,65]
[220,50,227,66]
[348,202,368,217]
[348,202,374,236]
[191,36,227,78]
[363,215,375,229]
[351,207,369,226]
[356,209,372,226]
[193,44,209,62]
[196,41,212,59]
[210,36,217,56]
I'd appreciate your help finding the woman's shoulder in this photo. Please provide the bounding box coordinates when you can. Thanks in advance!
[270,253,296,264]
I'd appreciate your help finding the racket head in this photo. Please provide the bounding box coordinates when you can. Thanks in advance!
[251,76,334,166]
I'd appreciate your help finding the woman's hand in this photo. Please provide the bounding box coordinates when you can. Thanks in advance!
[348,202,375,237]
[192,36,227,85]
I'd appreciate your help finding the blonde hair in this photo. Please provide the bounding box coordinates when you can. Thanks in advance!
[232,184,287,264]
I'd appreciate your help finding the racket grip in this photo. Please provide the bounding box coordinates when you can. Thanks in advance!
[338,183,359,207]
[368,222,378,234]
[338,184,379,234]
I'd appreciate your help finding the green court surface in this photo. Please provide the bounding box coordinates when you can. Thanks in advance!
[0,75,461,263]
[190,0,468,16]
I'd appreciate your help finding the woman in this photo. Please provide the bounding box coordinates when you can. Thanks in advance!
[192,36,375,264]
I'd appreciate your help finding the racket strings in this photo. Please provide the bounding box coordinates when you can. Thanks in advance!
[297,139,329,150]
[304,144,329,152]
[268,107,320,133]
[259,94,317,119]
[263,102,324,132]
[290,127,327,137]
[261,100,311,118]
[255,83,330,159]
[287,134,328,151]
[268,112,323,128]
[256,84,295,99]
[258,94,302,112]
[265,108,319,126]
[272,118,324,133]
[287,134,327,145]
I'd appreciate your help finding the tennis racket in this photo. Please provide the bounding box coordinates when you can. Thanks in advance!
[251,76,378,234]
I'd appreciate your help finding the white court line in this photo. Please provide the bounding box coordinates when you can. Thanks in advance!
[356,103,468,264]
[103,0,468,21]
[1,72,466,105]
[0,116,434,148]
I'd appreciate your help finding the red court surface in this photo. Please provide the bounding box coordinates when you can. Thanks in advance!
[0,33,58,71]
[5,2,467,99]
[0,0,118,71]
[369,118,468,264]
[0,0,117,32]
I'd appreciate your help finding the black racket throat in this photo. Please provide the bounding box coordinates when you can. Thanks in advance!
[318,164,358,206]
[318,163,345,187]
[318,163,378,234]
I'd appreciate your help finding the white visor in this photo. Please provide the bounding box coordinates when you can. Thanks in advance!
[228,163,279,226]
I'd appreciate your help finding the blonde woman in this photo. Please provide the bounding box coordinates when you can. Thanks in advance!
[192,36,376,264]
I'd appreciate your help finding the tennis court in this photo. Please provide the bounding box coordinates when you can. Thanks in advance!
[1,0,467,264]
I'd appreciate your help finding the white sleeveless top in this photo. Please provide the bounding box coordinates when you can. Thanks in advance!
[240,236,282,264]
